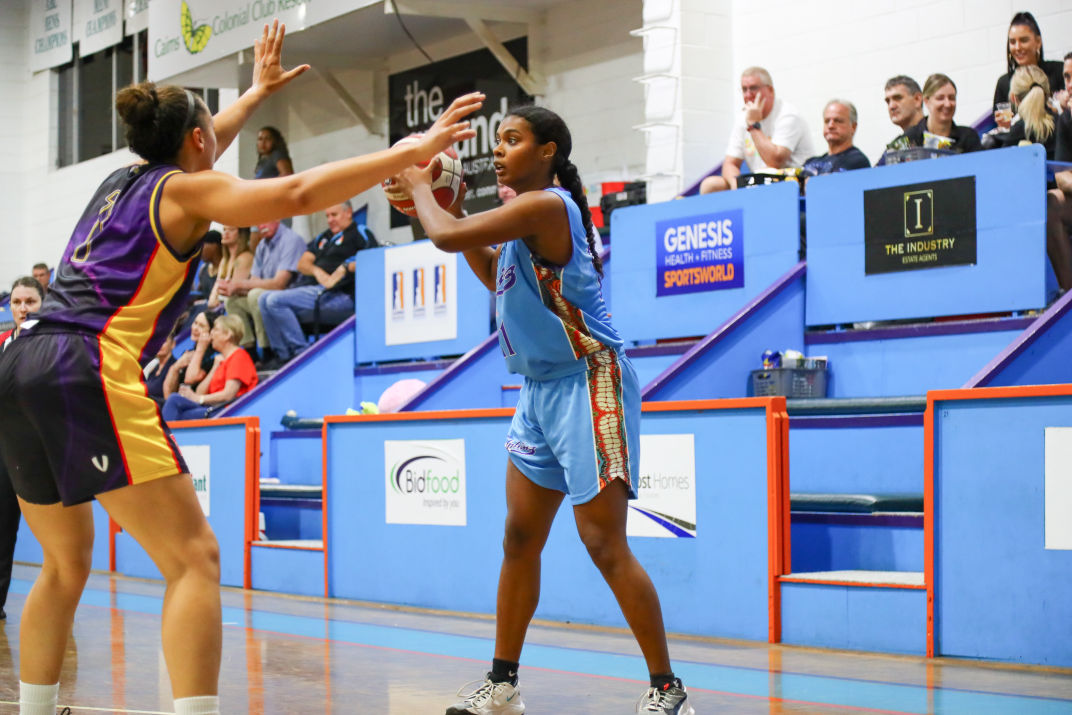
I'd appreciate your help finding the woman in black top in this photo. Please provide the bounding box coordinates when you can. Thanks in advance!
[993,12,1064,131]
[253,125,293,179]
[902,74,981,153]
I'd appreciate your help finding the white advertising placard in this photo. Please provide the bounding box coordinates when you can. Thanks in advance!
[627,434,697,538]
[147,0,370,81]
[1044,427,1072,550]
[74,0,123,55]
[30,0,72,73]
[383,241,458,346]
[180,444,211,517]
[385,439,466,526]
[124,0,149,35]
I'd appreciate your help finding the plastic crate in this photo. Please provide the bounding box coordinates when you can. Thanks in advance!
[751,367,828,398]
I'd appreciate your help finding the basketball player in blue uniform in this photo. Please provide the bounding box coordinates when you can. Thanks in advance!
[0,20,482,715]
[393,105,694,715]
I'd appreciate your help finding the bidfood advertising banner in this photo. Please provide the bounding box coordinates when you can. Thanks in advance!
[384,439,466,526]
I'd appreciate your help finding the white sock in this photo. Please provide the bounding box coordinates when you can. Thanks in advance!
[19,681,59,715]
[174,695,220,715]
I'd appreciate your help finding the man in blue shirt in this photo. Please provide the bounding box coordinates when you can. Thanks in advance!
[802,99,872,178]
[218,219,305,359]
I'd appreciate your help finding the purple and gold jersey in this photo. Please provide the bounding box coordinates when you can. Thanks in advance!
[36,163,200,364]
[494,187,622,380]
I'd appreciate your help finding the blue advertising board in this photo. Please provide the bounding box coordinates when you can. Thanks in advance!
[655,208,744,295]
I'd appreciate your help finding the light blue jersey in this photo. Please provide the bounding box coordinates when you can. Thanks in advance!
[494,187,622,380]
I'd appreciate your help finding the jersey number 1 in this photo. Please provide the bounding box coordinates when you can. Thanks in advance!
[498,322,517,357]
[72,189,121,263]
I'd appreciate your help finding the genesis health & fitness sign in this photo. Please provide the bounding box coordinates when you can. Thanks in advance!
[656,208,744,296]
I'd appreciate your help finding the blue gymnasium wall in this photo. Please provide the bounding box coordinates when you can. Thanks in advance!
[324,404,775,641]
[114,421,252,588]
[932,393,1072,666]
[14,502,110,571]
[610,181,801,345]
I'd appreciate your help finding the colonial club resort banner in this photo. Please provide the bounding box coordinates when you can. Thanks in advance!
[383,240,458,346]
[388,38,532,228]
[655,209,744,296]
[626,434,697,538]
[384,439,467,526]
[863,176,977,275]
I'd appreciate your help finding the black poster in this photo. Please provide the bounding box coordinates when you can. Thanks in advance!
[863,176,977,275]
[388,38,532,229]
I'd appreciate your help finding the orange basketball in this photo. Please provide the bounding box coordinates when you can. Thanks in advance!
[382,134,464,217]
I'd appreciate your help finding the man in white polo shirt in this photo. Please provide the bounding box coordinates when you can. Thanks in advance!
[700,66,813,193]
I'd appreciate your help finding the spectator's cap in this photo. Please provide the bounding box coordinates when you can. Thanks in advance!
[202,230,222,245]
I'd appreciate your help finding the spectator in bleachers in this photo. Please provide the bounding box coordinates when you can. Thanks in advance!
[254,126,294,179]
[31,262,50,294]
[700,67,813,193]
[217,219,305,361]
[896,74,981,154]
[258,201,369,368]
[161,315,258,421]
[993,12,1064,132]
[884,76,925,138]
[163,309,218,400]
[802,100,871,178]
[143,330,179,406]
[1058,52,1072,161]
[999,65,1058,159]
[190,230,222,301]
[208,225,253,311]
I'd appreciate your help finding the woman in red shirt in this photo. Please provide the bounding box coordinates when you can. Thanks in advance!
[162,314,257,421]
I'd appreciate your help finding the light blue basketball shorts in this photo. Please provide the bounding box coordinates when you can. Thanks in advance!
[505,350,640,505]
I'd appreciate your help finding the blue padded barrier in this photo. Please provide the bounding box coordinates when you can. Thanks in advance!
[806,145,1051,325]
[14,501,110,572]
[966,290,1072,388]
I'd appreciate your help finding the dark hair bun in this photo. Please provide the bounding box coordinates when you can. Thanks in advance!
[115,81,204,163]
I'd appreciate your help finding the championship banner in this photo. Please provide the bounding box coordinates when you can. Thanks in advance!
[864,176,977,274]
[626,434,696,538]
[655,208,744,296]
[30,0,72,73]
[384,439,466,526]
[124,0,149,35]
[383,240,457,346]
[74,0,123,57]
[388,38,532,228]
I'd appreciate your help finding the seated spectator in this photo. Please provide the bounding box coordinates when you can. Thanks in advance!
[883,76,925,144]
[208,225,253,311]
[217,219,305,362]
[895,74,981,154]
[162,315,258,421]
[1000,65,1058,159]
[254,126,294,179]
[163,309,218,399]
[1058,52,1072,162]
[30,263,50,294]
[993,12,1064,132]
[143,331,179,406]
[189,230,222,301]
[259,201,370,368]
[700,67,813,193]
[1,277,44,346]
[802,99,871,178]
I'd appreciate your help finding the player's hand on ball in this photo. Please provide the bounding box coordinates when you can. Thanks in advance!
[419,92,485,157]
[447,182,467,218]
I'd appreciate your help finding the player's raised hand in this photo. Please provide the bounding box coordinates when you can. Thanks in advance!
[251,19,310,97]
[419,92,485,158]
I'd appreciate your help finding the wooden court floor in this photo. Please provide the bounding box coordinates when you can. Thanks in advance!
[1,564,1070,714]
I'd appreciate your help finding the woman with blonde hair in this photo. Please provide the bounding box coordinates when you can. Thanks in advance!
[162,314,257,421]
[1002,64,1058,158]
[207,225,253,309]
[900,74,981,154]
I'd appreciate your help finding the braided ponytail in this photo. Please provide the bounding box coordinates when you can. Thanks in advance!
[507,105,603,276]
[554,158,602,276]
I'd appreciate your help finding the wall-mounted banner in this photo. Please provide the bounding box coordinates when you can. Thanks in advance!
[74,0,123,56]
[384,439,466,526]
[124,0,149,35]
[388,38,532,228]
[30,0,72,73]
[147,0,365,80]
[864,176,977,274]
[383,240,457,346]
[180,444,211,517]
[626,434,696,538]
[655,208,744,296]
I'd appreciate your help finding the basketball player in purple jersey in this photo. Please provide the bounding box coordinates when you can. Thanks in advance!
[0,21,482,715]
[392,106,694,715]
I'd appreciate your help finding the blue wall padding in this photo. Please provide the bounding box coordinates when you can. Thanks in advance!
[781,583,926,654]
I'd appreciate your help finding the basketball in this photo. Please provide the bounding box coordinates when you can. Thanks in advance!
[382,133,464,217]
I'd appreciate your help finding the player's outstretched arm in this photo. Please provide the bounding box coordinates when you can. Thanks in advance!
[212,20,310,161]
